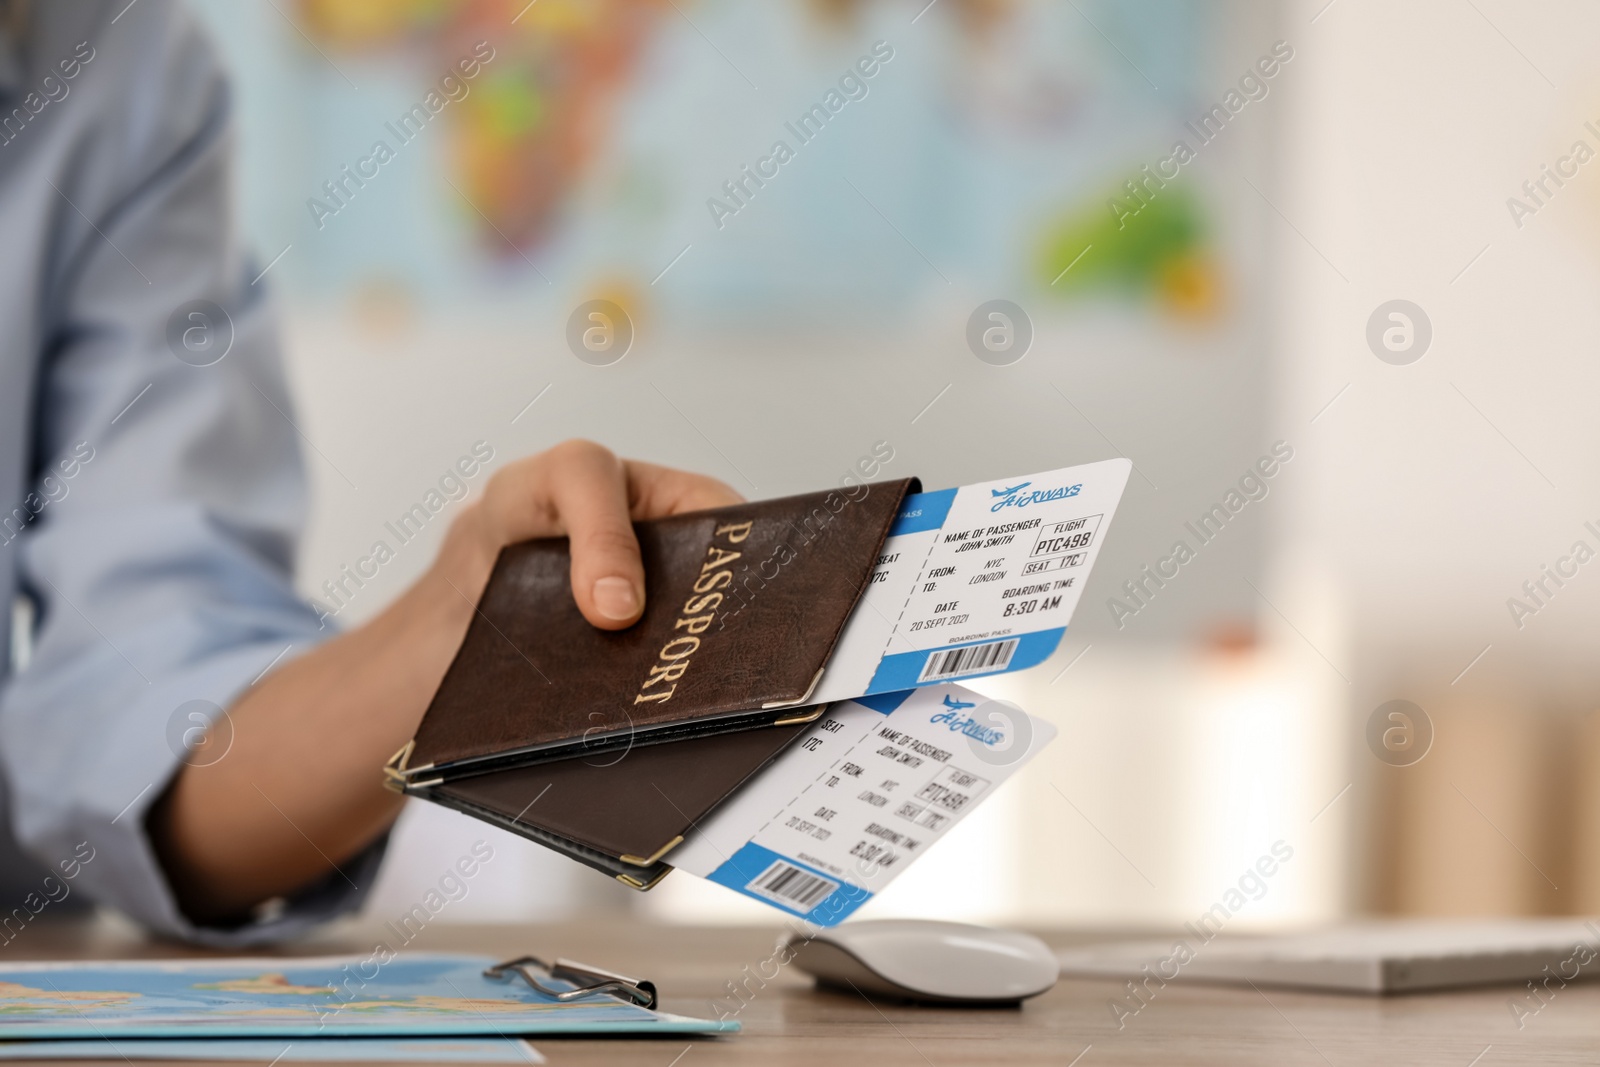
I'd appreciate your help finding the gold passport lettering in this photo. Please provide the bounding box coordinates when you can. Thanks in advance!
[634,520,752,704]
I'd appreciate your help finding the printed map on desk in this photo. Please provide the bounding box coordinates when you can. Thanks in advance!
[0,1036,544,1063]
[0,954,735,1040]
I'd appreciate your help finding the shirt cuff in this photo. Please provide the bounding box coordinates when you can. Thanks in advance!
[25,634,388,947]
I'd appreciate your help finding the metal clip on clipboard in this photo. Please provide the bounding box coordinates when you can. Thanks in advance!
[485,956,659,1011]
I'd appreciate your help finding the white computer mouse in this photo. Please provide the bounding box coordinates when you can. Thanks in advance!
[782,919,1060,1005]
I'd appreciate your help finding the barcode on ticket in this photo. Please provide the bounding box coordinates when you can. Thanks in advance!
[917,638,1019,682]
[745,859,837,912]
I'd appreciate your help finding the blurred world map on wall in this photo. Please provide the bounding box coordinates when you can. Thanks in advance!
[197,0,1226,324]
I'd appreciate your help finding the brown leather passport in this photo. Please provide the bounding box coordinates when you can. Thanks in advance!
[390,477,916,783]
[398,718,812,888]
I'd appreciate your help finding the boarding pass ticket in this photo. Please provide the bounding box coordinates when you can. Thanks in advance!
[809,458,1132,704]
[669,683,1055,924]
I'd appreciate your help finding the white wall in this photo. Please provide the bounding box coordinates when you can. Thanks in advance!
[1278,0,1600,697]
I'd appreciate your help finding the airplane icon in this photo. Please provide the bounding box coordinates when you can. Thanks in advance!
[942,694,976,711]
[991,482,1030,498]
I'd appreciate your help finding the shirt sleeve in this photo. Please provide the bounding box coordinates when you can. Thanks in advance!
[0,1,386,945]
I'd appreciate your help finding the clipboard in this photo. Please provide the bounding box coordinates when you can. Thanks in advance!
[0,952,734,1039]
[484,956,658,1010]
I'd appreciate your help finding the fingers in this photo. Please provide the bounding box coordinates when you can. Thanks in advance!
[550,444,649,629]
[474,441,745,631]
[623,460,744,516]
[482,440,644,629]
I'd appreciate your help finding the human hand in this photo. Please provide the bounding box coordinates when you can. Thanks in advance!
[433,439,743,629]
[154,440,735,919]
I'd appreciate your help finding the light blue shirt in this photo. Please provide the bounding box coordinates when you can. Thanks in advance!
[0,0,383,942]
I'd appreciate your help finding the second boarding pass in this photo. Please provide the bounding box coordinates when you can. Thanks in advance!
[670,683,1055,924]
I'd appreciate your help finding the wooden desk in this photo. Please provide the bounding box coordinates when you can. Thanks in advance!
[14,918,1600,1065]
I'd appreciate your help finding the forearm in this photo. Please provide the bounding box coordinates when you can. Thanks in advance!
[145,442,737,925]
[149,513,492,923]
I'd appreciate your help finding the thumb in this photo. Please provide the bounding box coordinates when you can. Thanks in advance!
[544,443,646,629]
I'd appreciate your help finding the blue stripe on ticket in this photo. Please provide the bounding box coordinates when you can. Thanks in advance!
[864,627,1066,693]
[852,690,915,715]
[706,842,872,926]
[888,488,955,536]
